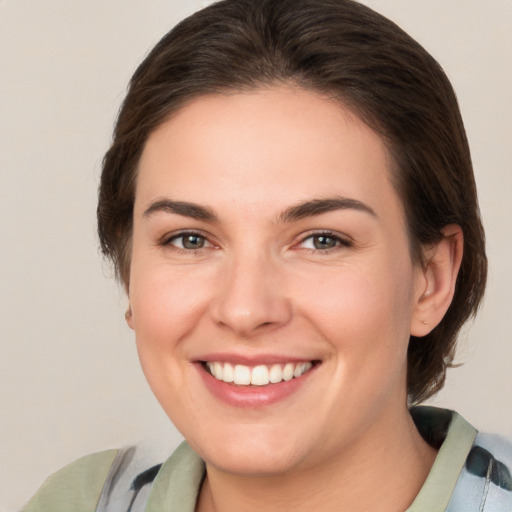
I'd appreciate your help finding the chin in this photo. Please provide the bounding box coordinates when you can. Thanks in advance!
[203,444,303,476]
[187,426,310,476]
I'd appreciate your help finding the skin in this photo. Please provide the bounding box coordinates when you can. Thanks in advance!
[126,86,462,511]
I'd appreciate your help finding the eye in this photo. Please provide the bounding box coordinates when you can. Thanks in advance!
[298,232,351,251]
[166,232,212,250]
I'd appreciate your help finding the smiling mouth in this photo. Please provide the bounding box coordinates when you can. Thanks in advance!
[202,361,316,386]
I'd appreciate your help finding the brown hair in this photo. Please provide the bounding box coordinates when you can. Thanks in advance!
[98,0,487,403]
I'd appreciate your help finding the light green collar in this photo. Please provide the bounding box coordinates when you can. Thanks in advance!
[147,408,477,512]
[407,408,477,511]
[146,441,205,512]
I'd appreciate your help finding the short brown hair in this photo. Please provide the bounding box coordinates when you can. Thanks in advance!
[98,0,487,403]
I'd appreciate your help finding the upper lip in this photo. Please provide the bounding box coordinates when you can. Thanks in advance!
[194,353,319,366]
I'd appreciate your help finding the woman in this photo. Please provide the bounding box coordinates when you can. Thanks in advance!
[23,0,512,510]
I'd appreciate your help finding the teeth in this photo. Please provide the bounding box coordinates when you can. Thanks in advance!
[251,365,269,386]
[269,364,283,383]
[283,363,294,381]
[213,362,223,380]
[222,362,234,383]
[205,361,314,386]
[234,364,251,385]
[293,363,305,378]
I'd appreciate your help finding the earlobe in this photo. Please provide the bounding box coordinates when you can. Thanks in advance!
[410,224,463,337]
[125,304,134,330]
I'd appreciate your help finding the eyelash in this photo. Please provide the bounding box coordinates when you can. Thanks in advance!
[295,231,353,253]
[161,231,214,253]
[160,230,352,256]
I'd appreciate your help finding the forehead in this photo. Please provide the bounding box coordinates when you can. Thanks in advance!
[135,86,402,223]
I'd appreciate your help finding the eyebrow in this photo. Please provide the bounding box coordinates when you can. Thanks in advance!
[278,197,376,222]
[142,196,376,223]
[143,199,219,222]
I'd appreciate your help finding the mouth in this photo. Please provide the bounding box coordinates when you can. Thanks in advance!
[195,355,321,407]
[201,360,316,386]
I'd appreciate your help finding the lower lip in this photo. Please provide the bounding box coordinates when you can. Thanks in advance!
[196,363,317,408]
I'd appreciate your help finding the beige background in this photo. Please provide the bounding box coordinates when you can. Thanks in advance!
[1,1,511,510]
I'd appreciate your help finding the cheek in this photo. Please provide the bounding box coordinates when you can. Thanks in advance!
[129,266,212,361]
[128,267,215,419]
[294,259,415,359]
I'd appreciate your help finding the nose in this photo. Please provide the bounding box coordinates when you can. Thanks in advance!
[209,252,293,337]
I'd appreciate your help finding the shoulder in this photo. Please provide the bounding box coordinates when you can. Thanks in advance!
[463,432,512,510]
[449,429,512,511]
[409,407,512,512]
[22,449,119,512]
[22,441,203,512]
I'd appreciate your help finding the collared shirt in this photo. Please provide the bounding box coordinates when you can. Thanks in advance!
[23,407,512,511]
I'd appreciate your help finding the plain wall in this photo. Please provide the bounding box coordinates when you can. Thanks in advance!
[1,1,511,510]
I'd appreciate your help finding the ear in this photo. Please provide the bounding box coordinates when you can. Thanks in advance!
[125,303,134,330]
[410,224,463,337]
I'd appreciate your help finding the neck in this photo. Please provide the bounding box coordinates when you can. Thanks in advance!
[196,406,437,512]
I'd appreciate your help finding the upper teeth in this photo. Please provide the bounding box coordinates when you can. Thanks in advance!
[205,361,313,386]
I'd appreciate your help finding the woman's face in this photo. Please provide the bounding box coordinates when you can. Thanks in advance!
[128,86,427,475]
